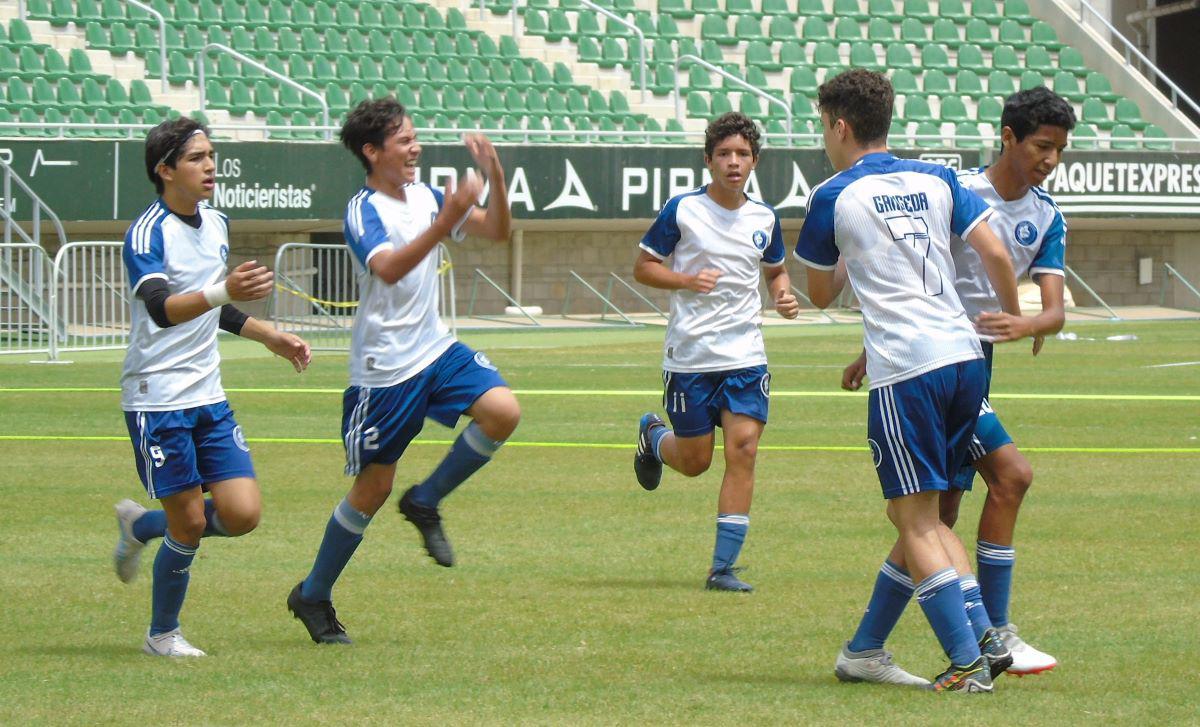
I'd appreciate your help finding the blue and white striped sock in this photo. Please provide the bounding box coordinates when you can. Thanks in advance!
[712,514,749,573]
[976,540,1016,627]
[149,534,197,636]
[301,497,372,602]
[959,575,993,641]
[915,567,980,667]
[848,560,914,652]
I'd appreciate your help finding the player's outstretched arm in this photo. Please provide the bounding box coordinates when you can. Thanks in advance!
[764,265,799,319]
[235,316,312,372]
[460,133,511,241]
[634,250,721,292]
[370,173,482,285]
[964,221,1020,318]
[976,273,1066,353]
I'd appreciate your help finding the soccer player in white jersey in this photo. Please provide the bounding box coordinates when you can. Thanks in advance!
[838,87,1074,677]
[112,118,311,657]
[288,98,518,644]
[632,112,799,593]
[794,70,1026,692]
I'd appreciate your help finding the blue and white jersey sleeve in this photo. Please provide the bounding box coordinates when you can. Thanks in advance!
[428,185,445,211]
[942,166,993,238]
[640,196,684,260]
[763,215,785,266]
[123,207,168,294]
[1029,209,1066,278]
[794,182,839,270]
[344,190,391,268]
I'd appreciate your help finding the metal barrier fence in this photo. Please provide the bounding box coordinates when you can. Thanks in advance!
[50,242,130,357]
[0,242,53,355]
[269,242,456,351]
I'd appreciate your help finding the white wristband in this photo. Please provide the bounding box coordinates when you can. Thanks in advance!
[202,281,232,308]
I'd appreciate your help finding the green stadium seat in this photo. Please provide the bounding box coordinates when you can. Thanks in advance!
[739,92,762,117]
[710,91,733,116]
[832,0,864,20]
[866,18,894,43]
[1108,123,1137,150]
[902,0,935,22]
[835,17,863,42]
[789,94,817,121]
[1059,46,1088,77]
[686,91,709,118]
[1025,45,1055,75]
[849,42,879,70]
[790,67,818,95]
[963,19,995,49]
[32,77,57,109]
[914,121,942,148]
[997,20,1027,49]
[956,44,986,74]
[899,18,927,44]
[1019,70,1044,90]
[657,14,683,40]
[941,95,969,123]
[1052,71,1082,102]
[254,80,280,112]
[1030,21,1062,51]
[955,70,985,99]
[9,19,34,45]
[885,43,916,71]
[1085,71,1119,102]
[687,64,712,90]
[992,45,1020,74]
[1070,122,1098,149]
[891,68,919,95]
[930,19,961,47]
[545,10,570,42]
[762,0,797,20]
[867,0,900,21]
[130,79,153,106]
[1142,124,1170,151]
[701,15,733,46]
[658,0,693,20]
[734,16,760,43]
[977,95,1003,123]
[104,78,129,108]
[19,107,52,138]
[726,0,757,17]
[577,13,602,38]
[228,80,253,116]
[1114,98,1146,130]
[987,70,1016,98]
[578,36,601,63]
[56,78,84,108]
[811,42,840,68]
[799,17,828,42]
[922,69,952,95]
[972,0,1002,24]
[1081,97,1112,129]
[745,40,778,72]
[954,121,985,148]
[903,94,933,123]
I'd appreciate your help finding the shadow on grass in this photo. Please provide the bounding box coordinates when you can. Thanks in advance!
[561,576,703,591]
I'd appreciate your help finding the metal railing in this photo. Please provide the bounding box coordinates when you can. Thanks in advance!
[578,0,647,103]
[466,267,540,325]
[1076,0,1200,123]
[604,273,667,319]
[674,55,791,139]
[199,44,331,140]
[123,0,169,92]
[1065,264,1121,320]
[1,157,69,250]
[562,271,638,325]
[48,241,129,358]
[1162,262,1200,309]
[0,243,54,356]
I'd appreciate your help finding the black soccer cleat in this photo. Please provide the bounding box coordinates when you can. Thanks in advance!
[927,656,994,693]
[398,486,455,567]
[979,627,1015,679]
[287,582,352,645]
[634,413,666,491]
[705,568,754,592]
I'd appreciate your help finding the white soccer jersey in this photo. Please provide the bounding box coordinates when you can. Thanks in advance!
[640,187,787,373]
[121,199,229,411]
[795,153,991,389]
[951,168,1067,320]
[344,184,455,388]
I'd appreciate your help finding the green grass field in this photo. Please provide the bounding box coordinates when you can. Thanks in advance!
[1,320,1197,725]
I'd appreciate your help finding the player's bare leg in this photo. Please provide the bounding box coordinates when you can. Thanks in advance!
[706,413,762,592]
[142,487,207,657]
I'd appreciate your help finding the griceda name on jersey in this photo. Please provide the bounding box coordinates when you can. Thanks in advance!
[212,182,314,210]
[872,192,930,214]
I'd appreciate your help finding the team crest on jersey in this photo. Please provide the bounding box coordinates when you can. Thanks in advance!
[474,351,497,371]
[219,244,229,261]
[751,229,769,251]
[233,425,250,452]
[868,438,883,468]
[1014,221,1038,247]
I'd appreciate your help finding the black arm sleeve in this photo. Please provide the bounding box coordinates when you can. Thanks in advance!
[219,304,249,336]
[136,278,174,328]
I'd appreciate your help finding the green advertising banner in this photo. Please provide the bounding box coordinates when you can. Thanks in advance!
[1,140,1197,221]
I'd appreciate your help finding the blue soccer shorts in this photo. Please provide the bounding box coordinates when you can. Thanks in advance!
[866,358,987,500]
[124,400,256,500]
[661,365,770,438]
[342,341,508,476]
[951,342,1014,491]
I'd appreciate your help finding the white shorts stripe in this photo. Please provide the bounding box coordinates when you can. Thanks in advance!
[138,412,155,499]
[880,386,919,495]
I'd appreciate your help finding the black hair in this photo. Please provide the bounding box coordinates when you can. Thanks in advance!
[816,68,894,146]
[704,112,761,158]
[144,117,210,194]
[1001,87,1077,142]
[340,97,408,172]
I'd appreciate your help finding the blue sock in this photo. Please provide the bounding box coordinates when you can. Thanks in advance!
[149,534,197,636]
[301,498,372,602]
[132,509,167,543]
[711,514,749,573]
[959,576,992,641]
[409,422,502,508]
[976,540,1015,627]
[649,425,670,462]
[915,568,981,666]
[130,500,227,543]
[848,560,914,652]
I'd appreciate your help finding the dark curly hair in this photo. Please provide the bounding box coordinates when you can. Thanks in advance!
[1001,87,1077,142]
[816,68,894,146]
[704,112,761,159]
[340,97,408,172]
[144,117,210,194]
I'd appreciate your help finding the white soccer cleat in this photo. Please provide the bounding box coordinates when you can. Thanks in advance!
[143,628,206,657]
[835,642,931,687]
[998,623,1057,675]
[113,499,148,583]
